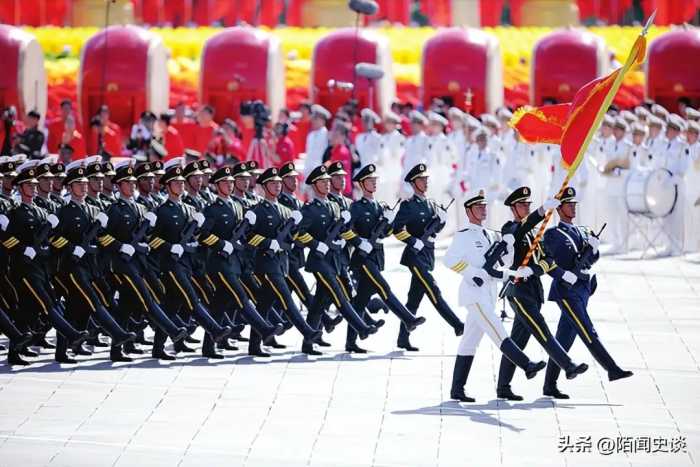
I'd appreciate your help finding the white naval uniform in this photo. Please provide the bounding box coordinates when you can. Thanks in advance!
[379,129,405,204]
[463,146,502,229]
[645,134,669,169]
[401,131,430,198]
[602,137,631,252]
[426,132,456,206]
[629,142,651,170]
[662,136,691,254]
[685,141,700,253]
[443,223,513,356]
[303,126,328,179]
[355,129,384,169]
[550,145,591,226]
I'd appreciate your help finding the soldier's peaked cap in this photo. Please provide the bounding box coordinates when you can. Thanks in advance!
[504,186,532,206]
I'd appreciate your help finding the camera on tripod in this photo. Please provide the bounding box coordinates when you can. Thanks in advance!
[240,100,270,139]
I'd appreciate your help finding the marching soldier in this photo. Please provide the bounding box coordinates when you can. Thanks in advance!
[199,159,216,204]
[328,161,386,339]
[4,161,88,364]
[50,161,137,363]
[296,165,378,355]
[244,167,320,355]
[101,160,189,361]
[278,162,314,311]
[347,164,426,353]
[541,187,633,398]
[147,159,232,356]
[101,161,117,204]
[495,187,588,401]
[50,162,68,207]
[199,165,285,357]
[135,162,160,212]
[150,160,167,205]
[443,190,546,402]
[392,163,464,351]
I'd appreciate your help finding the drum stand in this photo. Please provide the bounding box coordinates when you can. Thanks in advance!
[626,212,682,258]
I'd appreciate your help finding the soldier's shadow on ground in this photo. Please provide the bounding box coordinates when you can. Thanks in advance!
[392,399,623,432]
[0,350,411,373]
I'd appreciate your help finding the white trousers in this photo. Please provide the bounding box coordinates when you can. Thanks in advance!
[457,301,508,356]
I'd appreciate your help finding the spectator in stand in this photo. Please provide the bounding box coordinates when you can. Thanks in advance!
[58,143,75,163]
[16,110,45,159]
[278,108,299,149]
[56,114,86,159]
[192,105,218,156]
[1,106,22,156]
[128,111,157,160]
[208,118,245,164]
[274,122,296,165]
[88,105,123,156]
[322,124,353,196]
[172,102,196,150]
[157,111,184,160]
[392,101,412,136]
[48,100,80,152]
[239,105,256,156]
[294,102,312,153]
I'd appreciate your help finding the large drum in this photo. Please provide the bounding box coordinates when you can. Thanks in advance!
[625,168,678,218]
[531,28,609,105]
[421,27,502,114]
[79,26,169,131]
[200,27,285,123]
[0,25,47,123]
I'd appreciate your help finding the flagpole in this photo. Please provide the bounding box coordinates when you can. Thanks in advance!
[514,12,655,280]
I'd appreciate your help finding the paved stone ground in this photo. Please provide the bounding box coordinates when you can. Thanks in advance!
[0,241,698,466]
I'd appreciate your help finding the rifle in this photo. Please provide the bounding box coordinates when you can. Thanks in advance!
[228,218,251,252]
[81,220,103,255]
[171,219,198,260]
[563,223,606,287]
[34,220,53,257]
[419,198,455,245]
[325,215,351,252]
[472,223,518,287]
[356,199,400,257]
[273,217,297,253]
[121,215,152,261]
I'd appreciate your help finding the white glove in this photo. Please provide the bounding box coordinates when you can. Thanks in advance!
[502,233,515,247]
[332,239,346,249]
[358,239,373,254]
[95,212,108,228]
[562,270,578,285]
[510,266,533,279]
[269,239,281,253]
[46,214,59,229]
[588,235,600,252]
[316,242,329,255]
[73,246,86,258]
[244,210,257,225]
[137,242,150,252]
[24,246,36,259]
[341,210,351,223]
[291,210,303,225]
[543,198,561,211]
[186,241,199,248]
[222,240,233,255]
[382,207,397,224]
[437,209,447,223]
[192,212,205,228]
[144,212,157,227]
[413,239,424,251]
[0,214,8,231]
[171,244,184,257]
[120,244,135,256]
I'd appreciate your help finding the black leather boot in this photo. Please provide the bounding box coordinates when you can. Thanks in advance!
[450,355,475,402]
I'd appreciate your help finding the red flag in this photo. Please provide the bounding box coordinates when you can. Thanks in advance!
[511,32,648,174]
